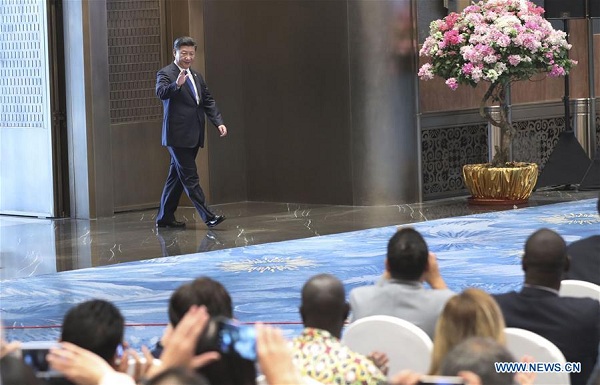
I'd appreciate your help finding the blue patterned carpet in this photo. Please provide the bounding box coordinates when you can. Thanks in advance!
[2,199,599,348]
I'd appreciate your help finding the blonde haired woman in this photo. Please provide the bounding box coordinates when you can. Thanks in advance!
[429,288,506,375]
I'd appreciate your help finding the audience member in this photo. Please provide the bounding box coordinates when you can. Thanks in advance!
[564,194,600,285]
[168,277,233,324]
[161,277,256,385]
[47,342,135,385]
[48,305,305,385]
[292,273,386,385]
[390,337,531,385]
[349,228,455,338]
[429,288,505,375]
[439,337,516,385]
[153,276,233,357]
[48,305,218,385]
[494,228,600,385]
[47,299,127,385]
[60,299,124,366]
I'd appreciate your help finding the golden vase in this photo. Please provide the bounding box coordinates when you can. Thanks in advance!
[462,162,538,205]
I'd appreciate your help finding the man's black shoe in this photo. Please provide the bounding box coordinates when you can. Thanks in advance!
[206,215,225,228]
[156,220,186,228]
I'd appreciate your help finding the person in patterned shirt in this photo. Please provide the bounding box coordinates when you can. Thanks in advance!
[292,274,386,385]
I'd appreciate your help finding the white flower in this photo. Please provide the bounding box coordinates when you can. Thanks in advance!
[484,69,499,82]
[494,62,507,74]
[495,15,521,30]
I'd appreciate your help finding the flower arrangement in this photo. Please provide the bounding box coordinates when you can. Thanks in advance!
[418,0,576,166]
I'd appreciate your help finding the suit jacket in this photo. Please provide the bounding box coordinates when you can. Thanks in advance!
[564,235,600,285]
[494,287,600,385]
[156,63,224,148]
[349,278,455,338]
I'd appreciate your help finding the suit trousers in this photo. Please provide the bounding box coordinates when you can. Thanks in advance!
[157,145,214,223]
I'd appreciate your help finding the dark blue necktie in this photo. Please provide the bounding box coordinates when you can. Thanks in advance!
[186,71,199,104]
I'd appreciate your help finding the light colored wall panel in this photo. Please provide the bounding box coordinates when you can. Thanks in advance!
[0,0,55,217]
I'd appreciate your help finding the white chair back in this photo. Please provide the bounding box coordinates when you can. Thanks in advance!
[559,280,600,301]
[504,327,570,385]
[256,374,325,385]
[341,315,433,379]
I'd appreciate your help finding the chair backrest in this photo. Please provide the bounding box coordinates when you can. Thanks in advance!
[256,374,325,385]
[559,280,600,301]
[341,315,433,378]
[504,328,570,385]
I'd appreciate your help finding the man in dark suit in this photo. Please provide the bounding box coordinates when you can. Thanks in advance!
[564,194,600,285]
[155,36,227,229]
[493,228,600,385]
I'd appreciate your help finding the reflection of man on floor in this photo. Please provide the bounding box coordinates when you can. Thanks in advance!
[349,228,455,338]
[156,230,222,257]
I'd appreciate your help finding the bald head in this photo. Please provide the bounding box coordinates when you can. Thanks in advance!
[523,228,568,287]
[300,274,348,336]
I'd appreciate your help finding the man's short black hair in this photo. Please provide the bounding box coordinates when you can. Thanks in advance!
[173,36,197,51]
[168,277,233,326]
[387,227,429,281]
[301,273,346,322]
[60,299,124,363]
[523,228,568,274]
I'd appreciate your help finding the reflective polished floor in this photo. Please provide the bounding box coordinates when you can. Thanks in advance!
[1,189,598,281]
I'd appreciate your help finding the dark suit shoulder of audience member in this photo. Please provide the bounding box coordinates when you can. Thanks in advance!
[349,227,455,338]
[563,194,600,285]
[564,234,600,285]
[493,228,600,385]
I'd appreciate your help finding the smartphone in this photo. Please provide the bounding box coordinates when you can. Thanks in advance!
[116,344,161,377]
[418,375,466,385]
[20,341,64,378]
[217,319,257,362]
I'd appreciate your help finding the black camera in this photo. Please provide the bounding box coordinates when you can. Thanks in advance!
[20,341,64,379]
[197,317,257,361]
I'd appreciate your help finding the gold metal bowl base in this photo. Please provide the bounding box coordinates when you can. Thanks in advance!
[463,162,538,203]
[467,197,530,206]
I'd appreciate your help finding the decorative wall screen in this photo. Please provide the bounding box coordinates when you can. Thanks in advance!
[0,0,49,129]
[0,0,56,216]
[421,124,488,196]
[107,0,162,124]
